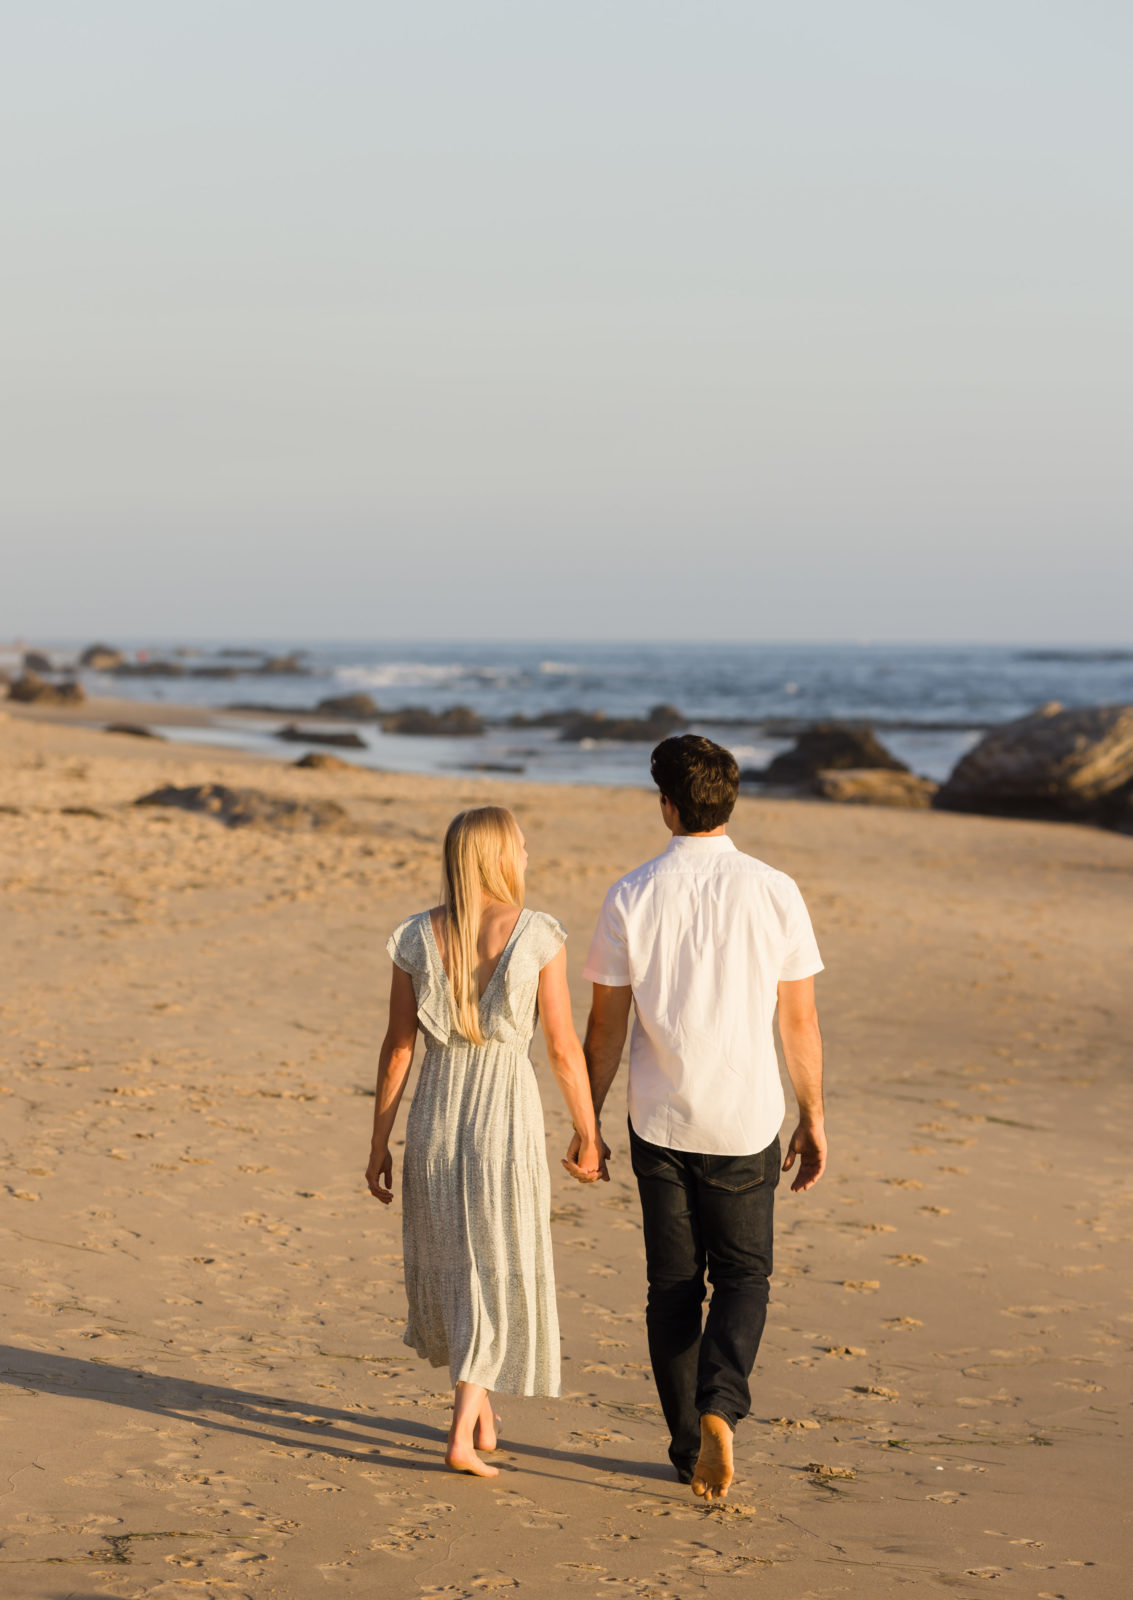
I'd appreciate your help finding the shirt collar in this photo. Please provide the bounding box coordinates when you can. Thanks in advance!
[663,833,736,855]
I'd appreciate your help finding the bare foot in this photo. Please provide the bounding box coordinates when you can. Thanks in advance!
[691,1413,734,1502]
[473,1398,500,1453]
[445,1442,499,1478]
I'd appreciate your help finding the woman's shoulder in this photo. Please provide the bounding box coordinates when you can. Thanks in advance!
[521,908,568,967]
[386,908,437,970]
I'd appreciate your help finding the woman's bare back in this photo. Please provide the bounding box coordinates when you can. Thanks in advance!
[428,902,523,1001]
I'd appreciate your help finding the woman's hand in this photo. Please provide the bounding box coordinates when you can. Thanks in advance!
[366,1145,394,1204]
[562,1133,608,1184]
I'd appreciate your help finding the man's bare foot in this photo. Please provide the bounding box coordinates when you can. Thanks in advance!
[473,1397,500,1453]
[445,1441,499,1478]
[691,1413,734,1502]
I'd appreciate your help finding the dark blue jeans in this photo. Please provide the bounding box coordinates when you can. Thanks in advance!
[629,1121,780,1480]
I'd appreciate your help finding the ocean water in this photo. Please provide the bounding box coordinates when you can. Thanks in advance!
[37,639,1133,789]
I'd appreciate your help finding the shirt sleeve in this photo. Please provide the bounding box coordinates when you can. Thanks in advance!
[581,886,631,986]
[779,882,824,981]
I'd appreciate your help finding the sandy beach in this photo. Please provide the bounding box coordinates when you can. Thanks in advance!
[1,701,1130,1600]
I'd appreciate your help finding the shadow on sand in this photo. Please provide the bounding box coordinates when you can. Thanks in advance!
[0,1343,672,1490]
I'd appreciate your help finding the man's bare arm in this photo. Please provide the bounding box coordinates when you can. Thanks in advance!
[584,983,633,1115]
[776,975,826,1192]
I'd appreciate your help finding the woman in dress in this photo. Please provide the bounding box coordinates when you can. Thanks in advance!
[365,805,603,1477]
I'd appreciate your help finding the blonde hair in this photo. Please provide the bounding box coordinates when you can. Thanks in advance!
[441,807,525,1045]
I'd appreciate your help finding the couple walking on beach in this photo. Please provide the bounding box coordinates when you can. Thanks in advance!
[365,735,826,1499]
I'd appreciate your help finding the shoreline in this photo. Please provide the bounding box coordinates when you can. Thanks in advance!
[0,691,987,802]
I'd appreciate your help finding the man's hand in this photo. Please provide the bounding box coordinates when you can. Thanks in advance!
[366,1146,394,1204]
[782,1121,826,1192]
[564,1128,611,1182]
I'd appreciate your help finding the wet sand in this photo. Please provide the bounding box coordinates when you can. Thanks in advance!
[1,704,1130,1599]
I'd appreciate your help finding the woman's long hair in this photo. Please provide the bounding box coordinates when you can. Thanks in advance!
[441,807,525,1045]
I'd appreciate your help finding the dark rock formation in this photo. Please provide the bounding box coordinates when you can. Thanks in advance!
[316,693,380,719]
[186,665,241,679]
[1111,791,1133,835]
[557,704,688,743]
[8,673,85,705]
[381,705,485,736]
[275,724,367,749]
[111,659,185,677]
[256,653,308,675]
[812,769,938,808]
[935,702,1133,825]
[134,783,351,831]
[79,643,125,670]
[743,723,907,785]
[23,650,54,673]
[507,709,579,729]
[104,722,164,739]
[225,701,305,715]
[294,752,354,771]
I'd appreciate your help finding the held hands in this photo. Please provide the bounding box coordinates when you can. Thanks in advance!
[562,1128,611,1184]
[782,1120,827,1192]
[366,1145,394,1204]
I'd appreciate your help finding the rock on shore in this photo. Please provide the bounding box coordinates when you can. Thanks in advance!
[316,693,380,719]
[275,724,367,749]
[556,704,687,743]
[381,705,485,736]
[8,673,85,706]
[812,769,938,808]
[744,723,908,785]
[104,722,164,740]
[935,702,1133,826]
[293,752,354,771]
[134,783,352,831]
[80,643,126,670]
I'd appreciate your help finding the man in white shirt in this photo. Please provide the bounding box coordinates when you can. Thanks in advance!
[576,735,826,1501]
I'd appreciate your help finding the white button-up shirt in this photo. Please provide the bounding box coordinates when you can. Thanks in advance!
[582,834,823,1156]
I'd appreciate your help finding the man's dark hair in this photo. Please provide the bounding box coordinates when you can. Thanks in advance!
[650,735,739,833]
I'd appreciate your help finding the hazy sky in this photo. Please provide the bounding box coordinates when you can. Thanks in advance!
[3,3,1130,642]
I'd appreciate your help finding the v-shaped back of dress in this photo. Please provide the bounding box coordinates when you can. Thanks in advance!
[388,906,566,1051]
[425,906,529,1029]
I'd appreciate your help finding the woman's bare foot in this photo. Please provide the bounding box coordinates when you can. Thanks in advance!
[445,1440,499,1478]
[473,1395,500,1453]
[691,1413,734,1502]
[446,1380,499,1477]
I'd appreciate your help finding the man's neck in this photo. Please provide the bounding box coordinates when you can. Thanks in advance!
[668,826,728,839]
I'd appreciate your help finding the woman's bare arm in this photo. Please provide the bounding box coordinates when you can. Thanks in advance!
[365,964,420,1205]
[536,947,603,1181]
